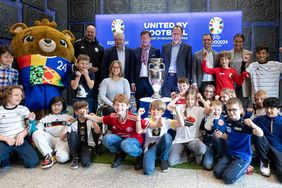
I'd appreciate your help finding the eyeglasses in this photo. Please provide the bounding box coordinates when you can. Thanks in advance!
[227,108,238,112]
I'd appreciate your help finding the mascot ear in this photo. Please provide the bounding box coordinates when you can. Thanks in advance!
[62,30,75,43]
[9,23,28,35]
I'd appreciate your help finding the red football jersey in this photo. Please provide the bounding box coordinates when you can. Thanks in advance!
[102,112,149,144]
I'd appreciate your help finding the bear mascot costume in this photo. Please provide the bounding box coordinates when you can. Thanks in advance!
[9,19,75,118]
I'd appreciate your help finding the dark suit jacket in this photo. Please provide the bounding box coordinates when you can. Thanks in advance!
[192,49,219,87]
[161,42,192,82]
[132,46,161,84]
[101,46,135,83]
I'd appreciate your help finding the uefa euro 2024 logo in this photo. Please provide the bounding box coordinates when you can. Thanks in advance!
[209,17,223,35]
[111,19,124,33]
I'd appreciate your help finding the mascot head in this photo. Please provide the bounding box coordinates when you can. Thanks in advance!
[9,19,75,62]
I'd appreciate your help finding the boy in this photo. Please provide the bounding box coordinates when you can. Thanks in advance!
[0,46,18,92]
[71,54,95,112]
[167,77,190,113]
[136,100,182,175]
[202,51,248,95]
[252,97,282,182]
[213,98,263,184]
[245,44,282,100]
[201,100,227,170]
[84,94,149,169]
[63,100,100,169]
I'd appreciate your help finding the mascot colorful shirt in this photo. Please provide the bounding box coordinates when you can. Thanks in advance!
[9,19,75,110]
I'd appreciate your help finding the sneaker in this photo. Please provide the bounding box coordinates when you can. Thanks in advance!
[71,157,79,170]
[0,166,11,175]
[42,153,56,169]
[111,152,126,168]
[260,160,270,176]
[195,154,203,165]
[160,160,169,173]
[134,155,143,171]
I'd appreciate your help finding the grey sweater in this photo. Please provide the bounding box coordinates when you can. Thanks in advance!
[99,77,131,106]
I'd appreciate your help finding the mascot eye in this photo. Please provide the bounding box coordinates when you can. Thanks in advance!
[23,35,34,43]
[60,40,67,47]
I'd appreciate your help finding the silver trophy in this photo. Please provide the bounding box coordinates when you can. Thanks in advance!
[148,58,165,99]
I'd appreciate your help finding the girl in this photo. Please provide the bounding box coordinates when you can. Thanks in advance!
[200,84,216,106]
[168,88,210,166]
[252,90,268,118]
[136,100,182,175]
[217,88,236,118]
[0,85,39,171]
[32,96,74,169]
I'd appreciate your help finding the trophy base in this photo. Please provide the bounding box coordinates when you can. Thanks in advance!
[151,93,162,99]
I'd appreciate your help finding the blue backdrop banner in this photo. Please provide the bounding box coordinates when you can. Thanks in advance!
[96,11,242,53]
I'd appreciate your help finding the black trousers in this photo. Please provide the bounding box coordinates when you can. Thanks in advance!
[67,132,93,167]
[253,135,282,182]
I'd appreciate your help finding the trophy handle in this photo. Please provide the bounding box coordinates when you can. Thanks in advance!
[159,63,165,71]
[148,63,154,70]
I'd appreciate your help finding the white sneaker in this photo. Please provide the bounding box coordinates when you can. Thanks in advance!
[260,160,270,176]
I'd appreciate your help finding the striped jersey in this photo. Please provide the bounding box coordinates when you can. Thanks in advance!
[0,105,30,138]
[246,61,282,101]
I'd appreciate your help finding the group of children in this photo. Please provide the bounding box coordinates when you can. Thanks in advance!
[0,43,282,185]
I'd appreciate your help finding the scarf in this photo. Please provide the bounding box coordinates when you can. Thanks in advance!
[141,44,151,65]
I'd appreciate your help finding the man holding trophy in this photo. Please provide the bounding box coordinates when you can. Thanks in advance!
[161,25,193,97]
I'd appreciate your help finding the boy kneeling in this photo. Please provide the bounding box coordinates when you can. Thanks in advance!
[84,94,148,168]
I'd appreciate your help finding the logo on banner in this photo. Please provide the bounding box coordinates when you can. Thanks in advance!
[111,19,124,33]
[209,17,223,34]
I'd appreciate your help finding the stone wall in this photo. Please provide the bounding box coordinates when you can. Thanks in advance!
[0,0,280,59]
[0,0,67,44]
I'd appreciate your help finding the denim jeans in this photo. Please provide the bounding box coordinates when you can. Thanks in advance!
[253,135,282,183]
[202,137,225,170]
[143,133,172,175]
[213,154,250,184]
[0,138,39,168]
[102,134,142,157]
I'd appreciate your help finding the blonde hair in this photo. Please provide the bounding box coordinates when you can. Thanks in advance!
[109,60,123,77]
[210,100,223,110]
[226,98,243,108]
[184,88,198,104]
[113,94,129,105]
[77,54,90,63]
[220,88,236,98]
[1,85,24,106]
[255,90,268,99]
[149,100,166,112]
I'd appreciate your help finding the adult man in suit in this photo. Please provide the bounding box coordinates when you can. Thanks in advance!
[161,25,192,97]
[101,31,135,83]
[131,30,160,107]
[192,33,218,92]
[73,25,104,113]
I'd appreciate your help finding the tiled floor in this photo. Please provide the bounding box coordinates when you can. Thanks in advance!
[0,163,281,188]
